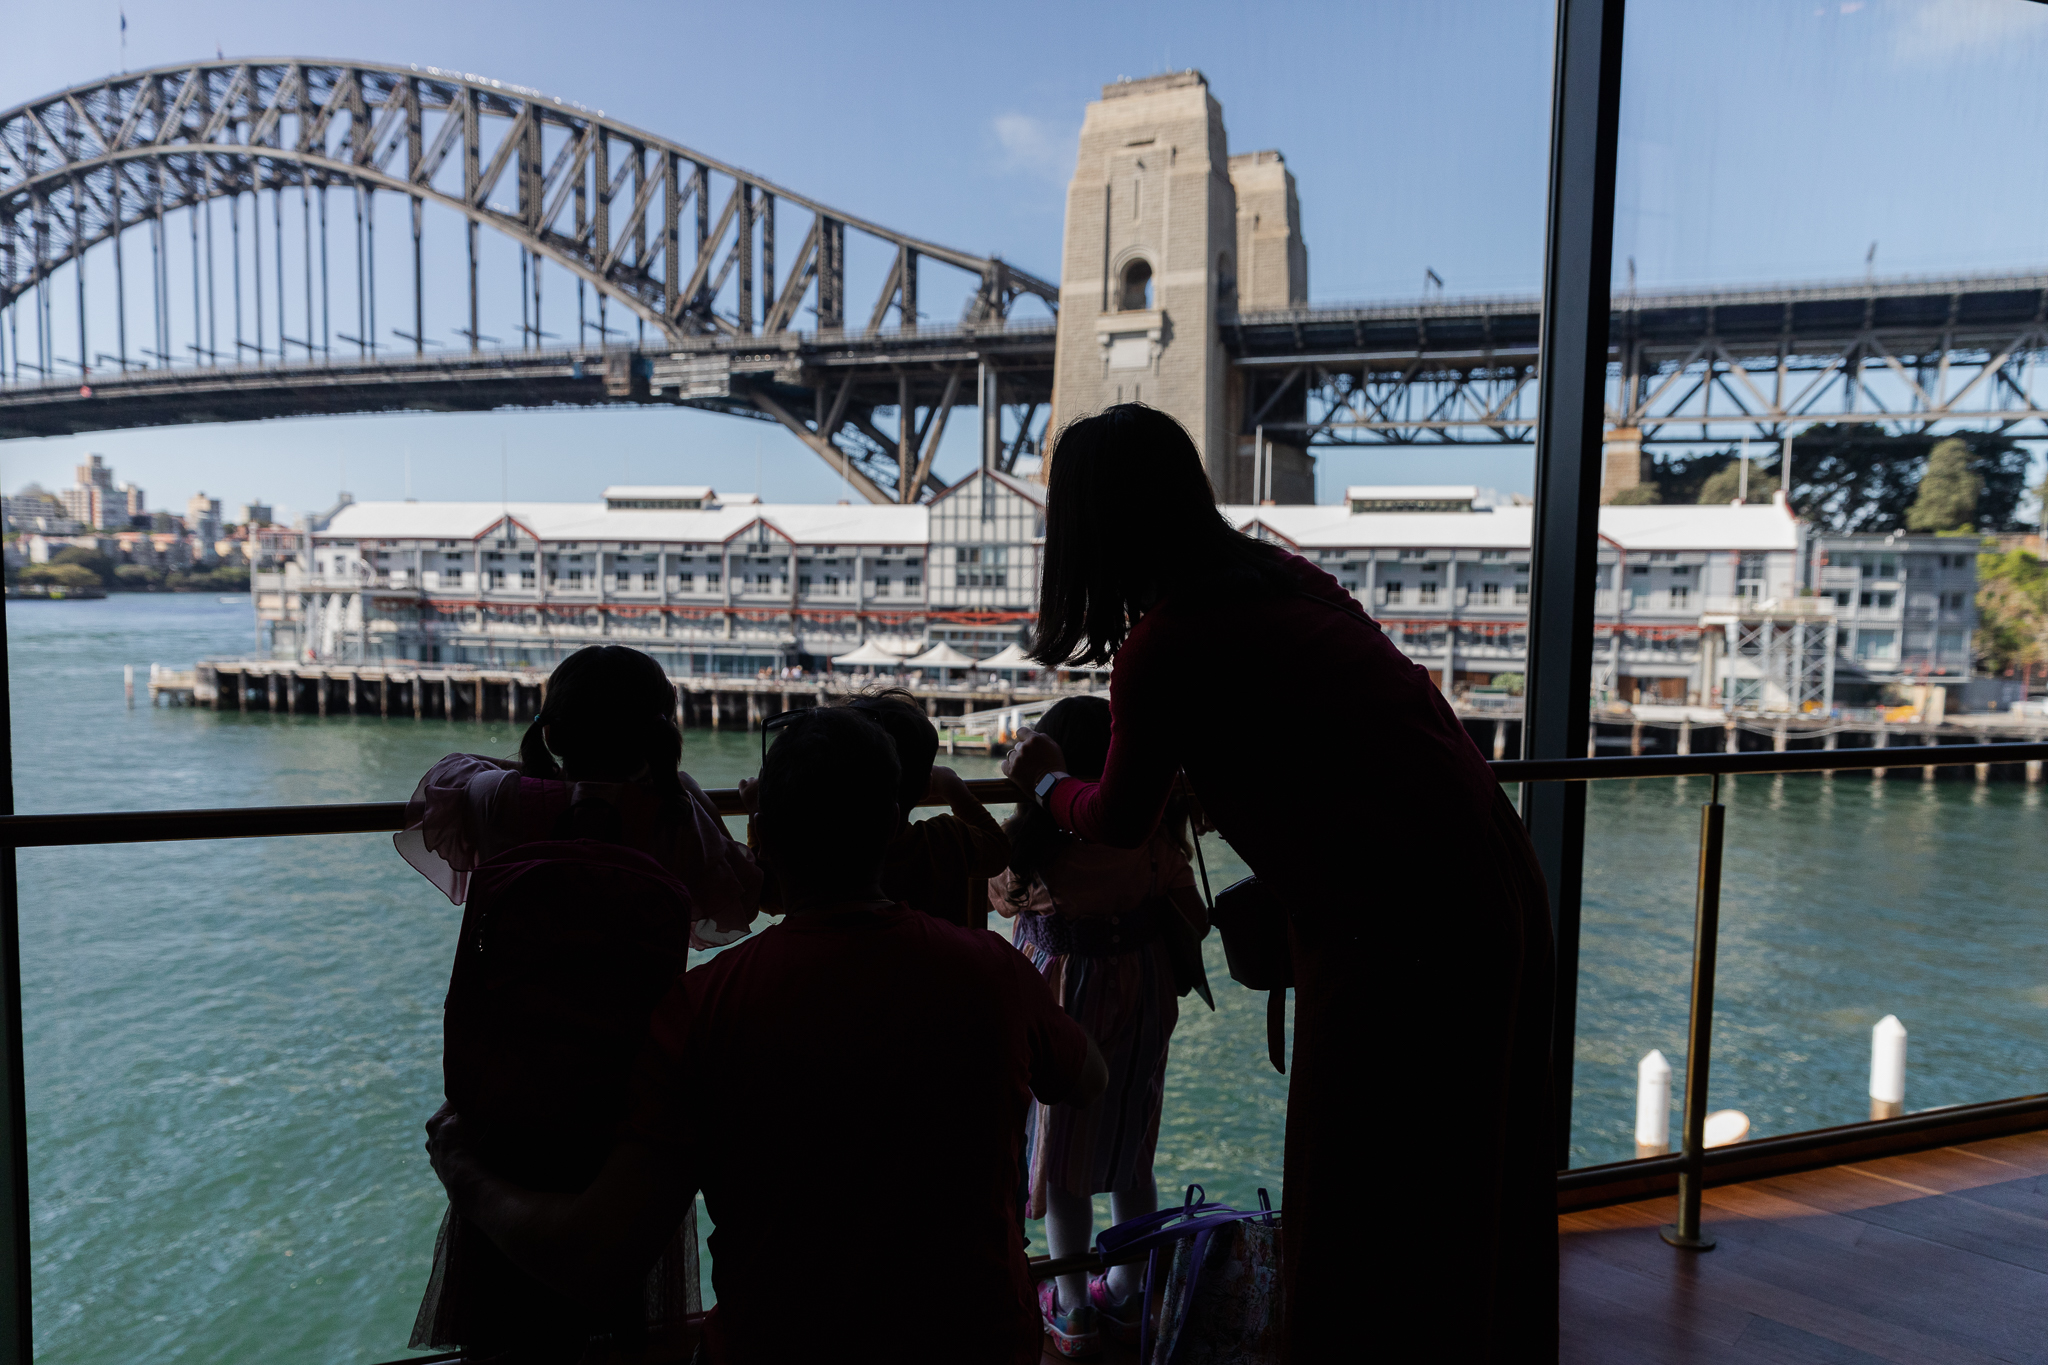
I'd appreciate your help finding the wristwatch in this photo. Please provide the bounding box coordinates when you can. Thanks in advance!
[1034,770,1071,804]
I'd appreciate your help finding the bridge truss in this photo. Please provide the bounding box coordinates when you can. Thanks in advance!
[0,58,1057,501]
[1227,272,2048,454]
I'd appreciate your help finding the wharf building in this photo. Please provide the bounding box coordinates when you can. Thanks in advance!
[262,479,1979,710]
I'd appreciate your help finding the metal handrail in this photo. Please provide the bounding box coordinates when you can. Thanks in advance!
[1,743,2044,848]
[5,738,2043,1244]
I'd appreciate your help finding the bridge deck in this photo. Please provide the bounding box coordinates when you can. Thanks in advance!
[1560,1128,2048,1363]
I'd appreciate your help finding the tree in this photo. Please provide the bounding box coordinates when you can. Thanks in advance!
[19,563,102,590]
[1975,549,2048,676]
[50,546,116,584]
[114,564,161,590]
[1607,482,1663,505]
[1905,438,1982,532]
[1787,424,2030,533]
[1697,458,1779,505]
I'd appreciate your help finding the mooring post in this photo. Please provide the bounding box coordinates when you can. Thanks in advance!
[379,677,389,718]
[711,689,720,731]
[1870,1014,1906,1121]
[317,672,328,718]
[412,677,422,722]
[123,665,135,710]
[1661,773,1724,1252]
[474,678,484,723]
[1630,720,1643,756]
[1872,724,1888,780]
[267,674,279,712]
[443,678,454,721]
[1635,1049,1671,1159]
[347,675,358,715]
[1677,717,1691,755]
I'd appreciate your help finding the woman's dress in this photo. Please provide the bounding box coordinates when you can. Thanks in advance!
[1044,553,1557,1363]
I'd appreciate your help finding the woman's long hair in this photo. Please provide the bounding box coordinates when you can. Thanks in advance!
[518,647,684,821]
[1031,403,1293,667]
[1003,695,1190,906]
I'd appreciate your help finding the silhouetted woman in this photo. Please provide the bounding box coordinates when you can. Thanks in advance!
[1003,405,1556,1362]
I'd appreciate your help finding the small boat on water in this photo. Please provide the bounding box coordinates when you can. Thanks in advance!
[218,595,245,604]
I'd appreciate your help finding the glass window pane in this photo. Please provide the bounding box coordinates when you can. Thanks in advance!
[1572,0,2048,1167]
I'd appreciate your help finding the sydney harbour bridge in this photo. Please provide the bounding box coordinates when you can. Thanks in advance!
[3,58,2046,505]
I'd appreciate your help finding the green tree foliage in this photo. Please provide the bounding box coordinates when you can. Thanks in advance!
[1606,482,1663,505]
[18,563,102,590]
[1696,459,1780,505]
[1974,549,2048,676]
[1785,424,2029,533]
[114,564,162,589]
[1904,438,1982,532]
[49,546,116,583]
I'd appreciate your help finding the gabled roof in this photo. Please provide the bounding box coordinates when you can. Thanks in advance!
[927,467,1048,508]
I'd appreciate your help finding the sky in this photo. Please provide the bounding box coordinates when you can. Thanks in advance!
[4,0,2047,522]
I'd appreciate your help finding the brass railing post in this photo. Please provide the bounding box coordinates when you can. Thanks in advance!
[1662,772,1723,1251]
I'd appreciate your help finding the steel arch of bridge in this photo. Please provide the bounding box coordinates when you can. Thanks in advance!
[1227,272,2048,449]
[0,59,1054,342]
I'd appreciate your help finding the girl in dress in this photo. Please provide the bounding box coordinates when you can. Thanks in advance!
[397,645,760,1361]
[989,695,1207,1358]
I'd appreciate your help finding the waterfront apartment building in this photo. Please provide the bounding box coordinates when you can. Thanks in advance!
[264,479,1977,709]
[265,470,1046,673]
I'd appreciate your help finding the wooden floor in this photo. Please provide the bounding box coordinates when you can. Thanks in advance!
[1561,1129,2048,1363]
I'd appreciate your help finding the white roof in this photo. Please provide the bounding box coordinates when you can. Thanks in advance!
[904,642,978,667]
[318,500,927,547]
[602,485,715,501]
[1344,485,1481,501]
[977,642,1040,668]
[830,641,905,667]
[1224,500,1800,553]
[1598,502,1800,552]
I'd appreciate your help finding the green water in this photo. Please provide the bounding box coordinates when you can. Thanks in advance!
[6,595,2044,1361]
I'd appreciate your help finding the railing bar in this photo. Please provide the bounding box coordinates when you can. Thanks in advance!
[0,744,2044,849]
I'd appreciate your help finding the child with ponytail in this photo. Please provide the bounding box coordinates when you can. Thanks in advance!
[397,646,760,1360]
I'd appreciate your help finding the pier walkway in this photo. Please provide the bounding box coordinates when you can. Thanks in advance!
[184,659,1092,730]
[154,658,2048,776]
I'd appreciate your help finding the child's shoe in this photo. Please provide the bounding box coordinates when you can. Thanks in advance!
[1038,1280,1102,1359]
[1088,1273,1141,1347]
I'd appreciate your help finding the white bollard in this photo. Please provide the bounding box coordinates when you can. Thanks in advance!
[1870,1015,1907,1120]
[124,664,135,710]
[1703,1110,1750,1148]
[1635,1049,1671,1158]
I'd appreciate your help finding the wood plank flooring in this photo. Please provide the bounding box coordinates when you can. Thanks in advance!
[1560,1130,2048,1363]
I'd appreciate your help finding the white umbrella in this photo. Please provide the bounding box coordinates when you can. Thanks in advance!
[976,642,1039,670]
[831,641,906,667]
[904,641,978,668]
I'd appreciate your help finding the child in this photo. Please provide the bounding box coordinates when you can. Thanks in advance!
[396,645,761,1360]
[989,695,1207,1359]
[846,688,1010,929]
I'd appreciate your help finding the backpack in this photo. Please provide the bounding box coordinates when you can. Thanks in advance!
[1097,1184,1285,1365]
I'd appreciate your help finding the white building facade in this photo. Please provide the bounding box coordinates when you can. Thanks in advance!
[266,480,1972,710]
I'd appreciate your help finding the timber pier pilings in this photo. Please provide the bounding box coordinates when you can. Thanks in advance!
[186,660,1075,728]
[166,659,2048,779]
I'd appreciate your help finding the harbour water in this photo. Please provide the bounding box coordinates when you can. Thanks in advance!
[5,594,2045,1363]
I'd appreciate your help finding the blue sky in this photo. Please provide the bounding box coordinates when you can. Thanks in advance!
[3,0,2046,521]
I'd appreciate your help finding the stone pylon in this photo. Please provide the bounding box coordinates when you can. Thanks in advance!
[1048,72,1238,494]
[1048,72,1313,503]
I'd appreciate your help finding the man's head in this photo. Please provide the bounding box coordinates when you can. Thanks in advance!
[756,707,901,906]
[844,688,938,819]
